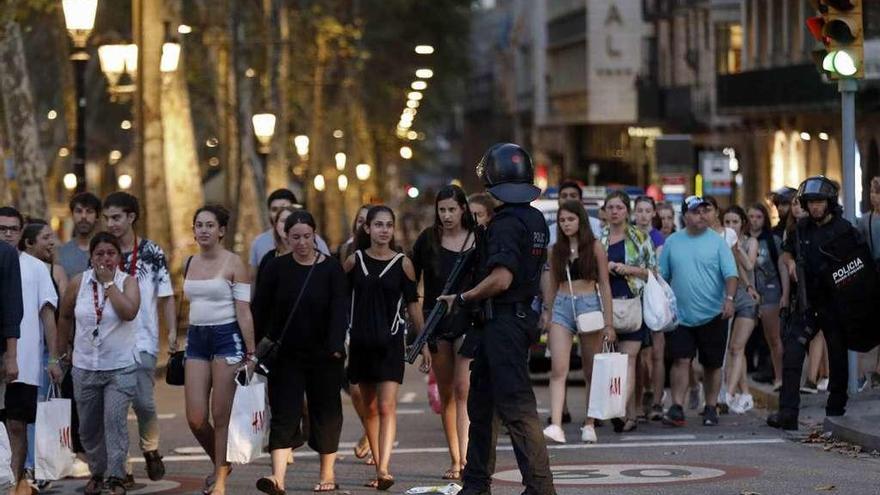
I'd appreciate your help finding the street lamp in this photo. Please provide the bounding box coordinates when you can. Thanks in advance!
[252,112,276,154]
[314,174,326,192]
[98,44,138,94]
[356,163,371,181]
[62,0,98,193]
[335,152,347,171]
[294,135,310,157]
[160,41,181,73]
[338,174,349,192]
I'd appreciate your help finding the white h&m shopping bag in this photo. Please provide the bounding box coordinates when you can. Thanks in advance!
[35,385,75,480]
[0,422,13,488]
[226,370,267,464]
[587,344,628,420]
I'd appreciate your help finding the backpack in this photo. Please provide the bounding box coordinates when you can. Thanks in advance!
[348,250,406,349]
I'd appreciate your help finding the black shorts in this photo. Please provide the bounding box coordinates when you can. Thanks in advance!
[666,315,728,369]
[4,383,38,423]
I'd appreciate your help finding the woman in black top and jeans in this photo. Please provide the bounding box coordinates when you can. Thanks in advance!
[412,185,477,480]
[252,211,349,494]
[344,205,429,490]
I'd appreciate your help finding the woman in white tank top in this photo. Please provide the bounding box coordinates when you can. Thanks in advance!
[182,206,254,495]
[57,232,141,494]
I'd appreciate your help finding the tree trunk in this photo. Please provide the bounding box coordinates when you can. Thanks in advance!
[136,0,171,247]
[265,0,289,193]
[0,22,47,218]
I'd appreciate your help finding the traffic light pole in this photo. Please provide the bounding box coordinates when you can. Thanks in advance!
[839,78,860,395]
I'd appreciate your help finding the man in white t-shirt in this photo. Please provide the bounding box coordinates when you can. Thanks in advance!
[102,193,173,484]
[0,207,62,495]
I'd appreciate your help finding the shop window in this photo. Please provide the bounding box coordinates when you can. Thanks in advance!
[716,23,743,75]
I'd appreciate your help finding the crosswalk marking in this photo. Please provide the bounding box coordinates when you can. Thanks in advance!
[401,392,417,403]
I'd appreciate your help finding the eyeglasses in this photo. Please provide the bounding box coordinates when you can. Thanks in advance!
[0,225,21,233]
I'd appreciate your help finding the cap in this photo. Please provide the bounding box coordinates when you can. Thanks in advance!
[681,195,709,213]
[769,186,797,205]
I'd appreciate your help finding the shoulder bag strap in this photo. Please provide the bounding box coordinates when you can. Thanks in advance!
[869,212,874,255]
[273,255,320,343]
[175,256,194,331]
[565,263,578,319]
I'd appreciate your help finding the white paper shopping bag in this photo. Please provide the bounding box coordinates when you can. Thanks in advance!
[0,422,13,487]
[226,371,267,464]
[35,385,75,480]
[587,346,628,420]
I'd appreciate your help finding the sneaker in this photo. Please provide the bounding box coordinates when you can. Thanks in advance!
[738,393,754,413]
[728,394,744,414]
[143,450,165,481]
[84,476,104,495]
[70,458,92,478]
[542,424,566,443]
[817,378,829,391]
[662,404,686,427]
[106,476,128,495]
[123,473,135,489]
[800,381,818,394]
[857,375,870,393]
[702,405,719,426]
[580,424,597,443]
[766,412,798,430]
[36,479,53,491]
[688,384,703,410]
[649,404,664,421]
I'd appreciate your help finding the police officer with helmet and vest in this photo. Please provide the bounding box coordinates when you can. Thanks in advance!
[439,143,556,495]
[767,175,872,430]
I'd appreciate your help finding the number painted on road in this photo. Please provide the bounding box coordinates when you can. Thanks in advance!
[494,463,733,486]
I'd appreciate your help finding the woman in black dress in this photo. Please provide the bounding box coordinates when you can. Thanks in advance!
[252,211,349,494]
[412,185,477,480]
[344,205,429,490]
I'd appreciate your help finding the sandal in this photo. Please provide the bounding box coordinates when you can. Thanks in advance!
[313,481,339,492]
[442,468,461,480]
[363,479,379,488]
[365,455,376,466]
[354,436,370,459]
[256,476,286,495]
[377,474,395,491]
[622,418,638,432]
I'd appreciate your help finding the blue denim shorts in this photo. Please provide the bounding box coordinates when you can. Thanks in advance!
[551,292,601,334]
[185,321,244,363]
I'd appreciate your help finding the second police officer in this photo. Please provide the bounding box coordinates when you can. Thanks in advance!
[767,176,860,430]
[439,143,556,495]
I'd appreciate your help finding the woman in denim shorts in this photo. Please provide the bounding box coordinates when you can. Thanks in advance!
[722,206,760,414]
[182,205,255,495]
[539,200,613,445]
[748,203,785,389]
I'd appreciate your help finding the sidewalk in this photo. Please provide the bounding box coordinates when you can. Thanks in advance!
[750,377,880,452]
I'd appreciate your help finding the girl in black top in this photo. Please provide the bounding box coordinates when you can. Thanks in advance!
[343,205,428,491]
[411,185,477,480]
[252,211,349,494]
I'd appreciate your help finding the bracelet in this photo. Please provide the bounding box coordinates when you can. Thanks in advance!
[48,358,60,365]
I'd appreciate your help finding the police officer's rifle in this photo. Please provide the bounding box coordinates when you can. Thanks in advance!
[405,245,475,364]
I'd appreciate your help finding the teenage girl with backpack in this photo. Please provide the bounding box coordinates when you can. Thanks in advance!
[344,205,430,490]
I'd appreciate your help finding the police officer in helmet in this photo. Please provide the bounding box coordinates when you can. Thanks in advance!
[768,176,858,430]
[439,143,555,495]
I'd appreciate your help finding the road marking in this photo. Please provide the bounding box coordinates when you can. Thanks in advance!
[127,413,176,421]
[494,463,755,486]
[173,446,206,455]
[401,392,417,403]
[134,438,785,463]
[397,408,425,415]
[43,479,181,493]
[621,434,696,442]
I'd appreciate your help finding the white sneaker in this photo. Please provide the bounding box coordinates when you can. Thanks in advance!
[729,394,745,414]
[542,424,566,444]
[738,393,754,413]
[69,458,91,478]
[580,424,597,444]
[817,378,829,391]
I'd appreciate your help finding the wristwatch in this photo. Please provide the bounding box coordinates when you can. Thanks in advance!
[456,293,467,306]
[102,280,115,290]
[725,295,735,301]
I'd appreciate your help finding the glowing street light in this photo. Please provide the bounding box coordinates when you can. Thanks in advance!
[415,68,434,79]
[406,100,420,109]
[252,112,277,153]
[400,146,413,160]
[415,45,434,54]
[335,152,347,171]
[356,163,372,181]
[411,80,427,91]
[407,186,420,199]
[63,0,99,192]
[62,0,98,48]
[160,41,181,72]
[338,174,349,192]
[118,173,133,190]
[63,173,78,191]
[294,135,310,157]
[314,174,326,192]
[407,91,423,101]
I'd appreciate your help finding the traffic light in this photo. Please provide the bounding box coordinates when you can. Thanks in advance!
[806,0,864,79]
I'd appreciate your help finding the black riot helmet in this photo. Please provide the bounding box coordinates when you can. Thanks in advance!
[797,175,839,209]
[769,186,797,206]
[476,143,541,204]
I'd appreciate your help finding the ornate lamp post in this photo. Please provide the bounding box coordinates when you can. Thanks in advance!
[62,0,98,192]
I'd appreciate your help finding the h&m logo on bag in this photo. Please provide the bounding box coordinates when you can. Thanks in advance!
[609,377,622,396]
[59,427,71,449]
[252,411,265,434]
[832,257,865,287]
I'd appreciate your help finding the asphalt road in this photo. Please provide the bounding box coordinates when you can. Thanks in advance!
[41,367,880,494]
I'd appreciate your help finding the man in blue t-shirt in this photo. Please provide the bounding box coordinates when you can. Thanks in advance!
[659,195,738,427]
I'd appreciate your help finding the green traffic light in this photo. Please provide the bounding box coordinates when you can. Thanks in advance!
[822,50,858,77]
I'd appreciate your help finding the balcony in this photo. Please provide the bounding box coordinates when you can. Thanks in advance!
[637,79,697,130]
[717,64,838,113]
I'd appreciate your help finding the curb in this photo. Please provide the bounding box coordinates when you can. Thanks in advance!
[824,415,880,453]
[747,379,779,411]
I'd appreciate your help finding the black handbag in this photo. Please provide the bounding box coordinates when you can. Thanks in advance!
[165,351,186,385]
[165,256,193,386]
[255,255,319,375]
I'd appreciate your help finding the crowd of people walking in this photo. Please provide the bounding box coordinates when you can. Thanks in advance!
[1,147,878,494]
